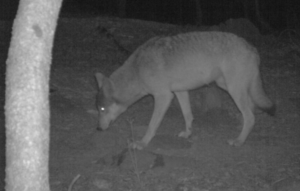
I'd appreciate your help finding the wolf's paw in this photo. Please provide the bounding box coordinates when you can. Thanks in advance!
[227,139,244,147]
[178,130,191,138]
[129,140,147,150]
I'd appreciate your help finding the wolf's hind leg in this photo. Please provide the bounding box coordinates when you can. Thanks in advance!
[227,87,255,146]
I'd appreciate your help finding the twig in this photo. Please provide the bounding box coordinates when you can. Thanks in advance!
[127,119,143,187]
[68,174,81,191]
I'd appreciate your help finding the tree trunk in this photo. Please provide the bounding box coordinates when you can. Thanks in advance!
[253,0,272,32]
[240,0,251,20]
[192,0,202,25]
[5,0,62,190]
[118,0,127,18]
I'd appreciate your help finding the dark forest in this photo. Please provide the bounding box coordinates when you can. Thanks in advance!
[1,0,299,30]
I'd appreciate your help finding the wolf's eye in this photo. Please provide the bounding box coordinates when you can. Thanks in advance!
[99,107,106,112]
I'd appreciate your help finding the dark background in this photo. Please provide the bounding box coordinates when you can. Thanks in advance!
[0,0,300,190]
[0,0,299,31]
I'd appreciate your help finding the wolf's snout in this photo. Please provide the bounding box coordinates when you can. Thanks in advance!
[97,120,110,131]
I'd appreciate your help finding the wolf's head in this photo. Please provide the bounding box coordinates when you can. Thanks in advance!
[95,73,127,130]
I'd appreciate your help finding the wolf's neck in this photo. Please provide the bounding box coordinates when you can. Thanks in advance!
[110,66,147,107]
[113,80,146,107]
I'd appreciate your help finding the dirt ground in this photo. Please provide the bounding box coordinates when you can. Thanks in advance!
[1,17,300,191]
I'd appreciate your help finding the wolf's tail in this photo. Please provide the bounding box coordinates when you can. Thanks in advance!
[250,74,275,116]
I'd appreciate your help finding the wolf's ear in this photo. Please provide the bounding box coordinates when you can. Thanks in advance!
[95,73,114,93]
[95,73,107,88]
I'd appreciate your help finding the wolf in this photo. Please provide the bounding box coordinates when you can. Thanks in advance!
[95,31,275,150]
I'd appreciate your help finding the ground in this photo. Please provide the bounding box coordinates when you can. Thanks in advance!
[1,17,300,191]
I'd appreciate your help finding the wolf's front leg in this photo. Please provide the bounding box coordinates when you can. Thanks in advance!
[130,92,173,150]
[174,91,194,138]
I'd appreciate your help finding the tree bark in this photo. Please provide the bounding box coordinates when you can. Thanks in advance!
[253,0,272,32]
[192,0,202,25]
[118,0,127,18]
[5,0,62,190]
